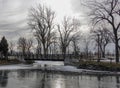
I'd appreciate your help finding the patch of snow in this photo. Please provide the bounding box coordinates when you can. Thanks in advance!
[33,61,116,74]
[100,59,115,62]
[35,61,64,66]
[44,65,83,73]
[0,61,119,75]
[0,64,33,70]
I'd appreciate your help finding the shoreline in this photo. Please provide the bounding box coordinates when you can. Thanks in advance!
[0,63,120,76]
[39,65,120,76]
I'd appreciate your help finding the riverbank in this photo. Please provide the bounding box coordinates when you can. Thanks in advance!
[0,61,120,76]
[35,64,120,76]
[77,60,120,72]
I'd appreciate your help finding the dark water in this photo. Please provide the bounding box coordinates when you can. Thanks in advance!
[0,70,120,88]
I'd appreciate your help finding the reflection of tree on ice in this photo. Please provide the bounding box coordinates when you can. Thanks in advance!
[34,71,47,88]
[0,70,9,87]
[41,73,46,88]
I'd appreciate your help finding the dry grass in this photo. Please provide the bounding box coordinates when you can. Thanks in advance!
[78,60,120,71]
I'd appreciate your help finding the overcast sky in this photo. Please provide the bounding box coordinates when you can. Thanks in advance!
[0,0,114,53]
[0,0,89,42]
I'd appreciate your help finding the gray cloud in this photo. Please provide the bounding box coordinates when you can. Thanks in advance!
[0,0,35,41]
[70,0,90,25]
[70,0,90,13]
[70,0,82,13]
[0,0,90,42]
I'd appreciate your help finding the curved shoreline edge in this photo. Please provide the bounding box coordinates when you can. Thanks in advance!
[0,64,120,76]
[37,66,120,76]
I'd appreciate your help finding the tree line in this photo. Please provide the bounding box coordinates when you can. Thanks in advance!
[1,0,120,63]
[0,36,8,59]
[17,0,120,63]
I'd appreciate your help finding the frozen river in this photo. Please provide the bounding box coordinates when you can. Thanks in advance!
[0,69,120,88]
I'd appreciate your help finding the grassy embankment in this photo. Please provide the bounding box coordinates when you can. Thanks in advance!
[77,60,120,71]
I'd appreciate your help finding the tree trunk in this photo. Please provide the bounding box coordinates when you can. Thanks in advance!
[102,51,105,58]
[115,38,119,63]
[102,46,105,58]
[43,44,46,59]
[23,49,25,57]
[115,31,119,63]
[62,48,66,60]
[97,35,100,62]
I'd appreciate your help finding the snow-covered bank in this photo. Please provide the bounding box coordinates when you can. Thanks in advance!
[0,61,120,75]
[34,61,120,75]
[42,65,119,75]
[34,61,64,66]
[0,61,64,70]
[0,64,34,70]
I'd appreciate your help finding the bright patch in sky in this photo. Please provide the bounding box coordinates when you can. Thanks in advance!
[36,0,76,23]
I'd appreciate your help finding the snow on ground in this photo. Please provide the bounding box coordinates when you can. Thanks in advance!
[0,61,64,70]
[34,61,64,66]
[34,61,114,74]
[0,64,34,70]
[34,61,120,75]
[47,65,83,73]
[100,59,115,62]
[0,61,119,75]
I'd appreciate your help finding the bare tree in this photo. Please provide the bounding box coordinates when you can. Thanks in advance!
[26,39,33,53]
[87,0,120,62]
[48,37,58,54]
[107,31,120,51]
[9,41,14,55]
[36,39,42,54]
[83,36,91,59]
[28,4,56,58]
[18,37,27,56]
[71,34,81,55]
[92,27,111,59]
[58,17,80,59]
[18,37,33,55]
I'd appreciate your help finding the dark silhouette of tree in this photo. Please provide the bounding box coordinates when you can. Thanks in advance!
[87,0,120,63]
[0,36,8,59]
[71,34,81,56]
[26,38,33,53]
[28,4,56,58]
[8,41,14,55]
[18,37,27,56]
[92,27,111,59]
[18,37,33,56]
[58,17,80,59]
[83,35,91,59]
